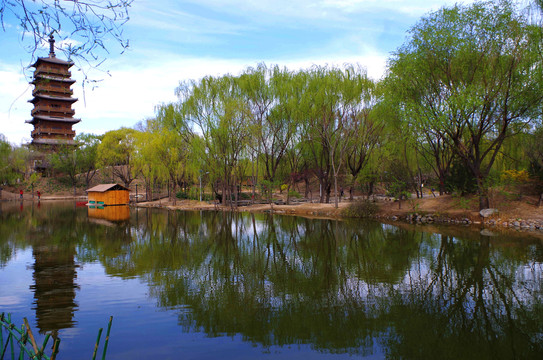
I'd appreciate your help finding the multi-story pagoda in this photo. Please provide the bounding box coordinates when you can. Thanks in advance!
[26,34,80,149]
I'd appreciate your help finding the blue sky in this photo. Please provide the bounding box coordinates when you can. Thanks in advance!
[0,0,483,145]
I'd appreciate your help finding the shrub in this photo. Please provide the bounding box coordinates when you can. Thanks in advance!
[238,192,251,200]
[176,191,190,200]
[342,199,378,218]
[288,190,301,199]
[501,169,530,185]
[445,158,477,195]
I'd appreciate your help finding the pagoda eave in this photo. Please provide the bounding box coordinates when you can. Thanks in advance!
[32,75,76,84]
[26,116,81,125]
[31,138,77,146]
[31,56,74,68]
[29,95,78,104]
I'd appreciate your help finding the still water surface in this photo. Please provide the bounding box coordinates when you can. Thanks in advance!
[0,201,542,359]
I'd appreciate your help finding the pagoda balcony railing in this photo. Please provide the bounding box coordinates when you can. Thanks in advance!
[32,128,76,137]
[33,87,73,96]
[31,107,75,116]
[34,68,71,77]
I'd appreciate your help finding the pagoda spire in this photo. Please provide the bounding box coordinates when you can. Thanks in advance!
[48,33,56,58]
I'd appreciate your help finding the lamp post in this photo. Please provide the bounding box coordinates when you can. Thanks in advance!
[199,171,209,202]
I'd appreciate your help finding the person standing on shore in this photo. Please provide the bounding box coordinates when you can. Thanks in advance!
[37,191,41,200]
[19,189,23,199]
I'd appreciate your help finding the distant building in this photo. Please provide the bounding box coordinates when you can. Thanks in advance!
[26,34,80,150]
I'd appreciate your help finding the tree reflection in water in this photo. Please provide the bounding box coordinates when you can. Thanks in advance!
[1,204,542,358]
[97,210,543,358]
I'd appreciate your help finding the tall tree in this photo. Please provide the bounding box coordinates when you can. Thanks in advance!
[49,145,79,195]
[302,65,374,208]
[237,64,300,203]
[97,128,138,187]
[387,0,543,209]
[179,75,251,205]
[75,133,101,188]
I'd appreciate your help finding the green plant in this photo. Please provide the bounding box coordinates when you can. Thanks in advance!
[238,192,251,200]
[342,199,378,218]
[288,189,301,199]
[176,191,195,200]
[455,197,472,210]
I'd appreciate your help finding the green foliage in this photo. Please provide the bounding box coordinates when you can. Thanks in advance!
[176,191,191,200]
[48,2,540,208]
[97,128,138,186]
[0,136,28,186]
[386,0,543,208]
[288,189,301,199]
[342,199,379,218]
[445,159,477,195]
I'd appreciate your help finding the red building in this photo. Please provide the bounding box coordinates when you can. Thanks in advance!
[26,34,80,149]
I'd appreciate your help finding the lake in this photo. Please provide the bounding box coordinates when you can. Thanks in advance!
[1,201,542,359]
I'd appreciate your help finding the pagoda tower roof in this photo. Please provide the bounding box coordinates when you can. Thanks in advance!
[31,56,74,68]
[31,75,76,84]
[29,94,78,104]
[31,138,77,146]
[26,115,81,125]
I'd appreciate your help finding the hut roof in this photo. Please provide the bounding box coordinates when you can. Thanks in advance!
[86,184,129,193]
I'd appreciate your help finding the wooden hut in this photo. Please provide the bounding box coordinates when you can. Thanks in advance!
[86,184,129,206]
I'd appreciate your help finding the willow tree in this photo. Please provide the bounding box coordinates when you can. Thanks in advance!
[180,75,251,205]
[237,64,300,204]
[387,0,543,209]
[154,106,196,200]
[302,65,374,208]
[97,127,138,187]
[75,133,101,188]
[343,75,382,200]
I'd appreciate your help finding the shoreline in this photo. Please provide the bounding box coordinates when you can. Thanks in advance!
[131,196,543,236]
[3,190,543,236]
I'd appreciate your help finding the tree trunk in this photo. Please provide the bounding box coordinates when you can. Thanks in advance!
[286,184,291,205]
[251,156,256,204]
[234,174,238,209]
[478,193,490,210]
[333,175,339,209]
[439,178,446,195]
[476,175,489,210]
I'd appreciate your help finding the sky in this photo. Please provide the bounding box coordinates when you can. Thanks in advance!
[0,0,487,146]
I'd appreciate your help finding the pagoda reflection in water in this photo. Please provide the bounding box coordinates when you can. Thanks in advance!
[30,243,78,335]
